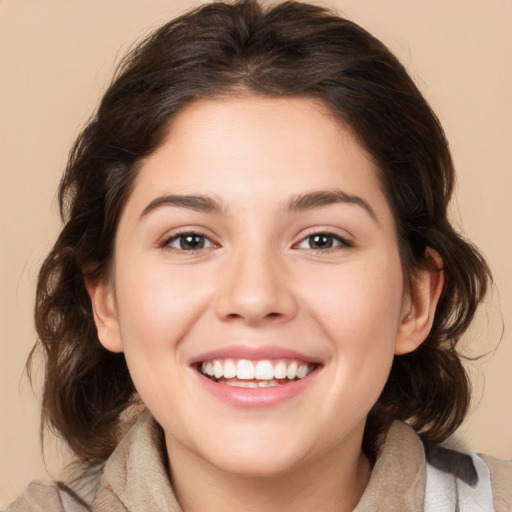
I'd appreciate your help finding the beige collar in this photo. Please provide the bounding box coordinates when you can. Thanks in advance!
[90,411,425,511]
[92,410,181,511]
[355,421,426,511]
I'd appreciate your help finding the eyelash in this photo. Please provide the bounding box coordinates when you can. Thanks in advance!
[160,231,217,252]
[294,231,353,252]
[160,230,352,253]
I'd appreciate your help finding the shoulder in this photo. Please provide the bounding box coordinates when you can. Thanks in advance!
[5,480,93,512]
[424,441,512,512]
[367,421,511,512]
[5,481,64,512]
[480,453,512,512]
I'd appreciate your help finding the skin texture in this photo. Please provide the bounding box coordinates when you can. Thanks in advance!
[87,96,443,512]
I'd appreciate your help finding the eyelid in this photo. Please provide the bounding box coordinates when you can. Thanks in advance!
[156,226,353,252]
[158,227,219,250]
[292,227,354,251]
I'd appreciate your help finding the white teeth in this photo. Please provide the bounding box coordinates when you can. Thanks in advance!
[205,362,214,376]
[226,380,258,388]
[297,364,308,379]
[223,359,237,379]
[254,360,273,380]
[213,360,223,379]
[274,361,287,379]
[200,358,314,382]
[225,379,280,388]
[287,362,298,379]
[237,359,255,380]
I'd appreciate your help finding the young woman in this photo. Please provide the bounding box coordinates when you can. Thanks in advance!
[7,1,511,511]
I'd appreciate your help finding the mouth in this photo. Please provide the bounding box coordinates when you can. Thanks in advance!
[196,358,318,388]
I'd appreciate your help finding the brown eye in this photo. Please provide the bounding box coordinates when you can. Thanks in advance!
[296,233,350,250]
[166,233,214,251]
[308,234,334,249]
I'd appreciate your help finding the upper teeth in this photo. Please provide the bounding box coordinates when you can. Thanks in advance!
[201,359,312,381]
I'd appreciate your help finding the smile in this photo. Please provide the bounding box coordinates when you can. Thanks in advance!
[198,359,317,388]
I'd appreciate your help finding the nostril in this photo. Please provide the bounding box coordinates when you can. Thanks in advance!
[225,311,281,321]
[214,273,298,324]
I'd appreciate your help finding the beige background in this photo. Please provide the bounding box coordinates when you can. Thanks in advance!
[1,0,511,505]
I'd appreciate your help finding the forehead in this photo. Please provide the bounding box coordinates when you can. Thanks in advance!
[125,95,393,227]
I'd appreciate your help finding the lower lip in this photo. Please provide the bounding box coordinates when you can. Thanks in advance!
[193,369,319,409]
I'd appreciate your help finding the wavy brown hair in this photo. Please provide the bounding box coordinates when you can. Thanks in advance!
[31,0,491,467]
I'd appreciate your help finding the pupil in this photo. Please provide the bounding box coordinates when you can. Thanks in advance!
[181,234,204,250]
[311,234,332,248]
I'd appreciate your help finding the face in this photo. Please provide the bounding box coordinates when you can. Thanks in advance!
[90,96,427,478]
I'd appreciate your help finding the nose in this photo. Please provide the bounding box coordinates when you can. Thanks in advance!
[214,245,298,326]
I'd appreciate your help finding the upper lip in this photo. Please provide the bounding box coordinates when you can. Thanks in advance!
[189,344,323,365]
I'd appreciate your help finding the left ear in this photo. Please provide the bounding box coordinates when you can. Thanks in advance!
[395,248,444,355]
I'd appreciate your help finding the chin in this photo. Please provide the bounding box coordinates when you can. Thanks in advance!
[206,447,306,479]
[191,425,320,479]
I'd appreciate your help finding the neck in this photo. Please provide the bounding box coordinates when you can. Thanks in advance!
[166,436,371,512]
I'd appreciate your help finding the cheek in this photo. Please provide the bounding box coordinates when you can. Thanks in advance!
[302,253,405,358]
[316,250,402,300]
[111,260,211,424]
[114,258,214,354]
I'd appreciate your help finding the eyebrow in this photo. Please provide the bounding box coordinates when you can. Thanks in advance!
[138,189,378,223]
[284,189,378,223]
[139,194,225,219]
